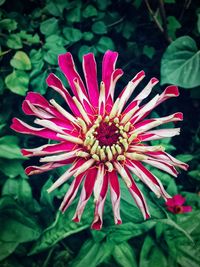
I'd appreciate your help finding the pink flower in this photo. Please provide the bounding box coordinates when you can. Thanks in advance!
[11,51,188,230]
[166,194,192,214]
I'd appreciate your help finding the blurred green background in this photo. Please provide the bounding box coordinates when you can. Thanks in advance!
[0,0,200,266]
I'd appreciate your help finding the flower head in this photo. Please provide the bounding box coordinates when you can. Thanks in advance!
[166,194,192,214]
[11,51,188,229]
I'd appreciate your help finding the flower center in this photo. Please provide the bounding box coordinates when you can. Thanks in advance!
[95,121,120,146]
[174,205,183,214]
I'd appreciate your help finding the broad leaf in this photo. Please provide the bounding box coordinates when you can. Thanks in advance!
[10,51,31,70]
[5,70,29,95]
[161,36,200,88]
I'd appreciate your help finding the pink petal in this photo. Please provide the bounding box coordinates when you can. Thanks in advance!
[11,118,62,140]
[21,142,77,157]
[73,167,97,222]
[133,112,183,134]
[138,128,181,142]
[182,206,192,213]
[155,85,179,107]
[102,50,118,98]
[25,159,73,175]
[126,160,171,200]
[58,52,88,97]
[109,170,122,224]
[173,194,186,205]
[82,53,99,107]
[46,73,81,116]
[123,76,158,114]
[91,172,109,230]
[60,172,85,212]
[142,158,178,177]
[145,151,189,171]
[119,71,145,113]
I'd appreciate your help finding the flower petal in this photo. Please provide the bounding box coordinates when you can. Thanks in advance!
[11,118,62,140]
[73,167,97,222]
[138,128,181,142]
[109,170,122,224]
[91,170,109,230]
[46,73,81,116]
[102,50,118,97]
[82,53,99,107]
[126,160,171,199]
[60,172,86,212]
[21,142,77,157]
[114,162,150,219]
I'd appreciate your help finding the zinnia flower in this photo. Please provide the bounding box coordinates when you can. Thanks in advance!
[11,50,188,229]
[166,194,192,214]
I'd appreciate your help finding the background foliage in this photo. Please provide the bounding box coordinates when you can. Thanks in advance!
[0,0,200,266]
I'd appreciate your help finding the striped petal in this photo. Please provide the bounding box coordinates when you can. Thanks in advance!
[109,170,122,224]
[73,167,97,222]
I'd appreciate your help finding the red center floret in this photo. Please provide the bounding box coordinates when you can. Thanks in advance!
[96,121,120,146]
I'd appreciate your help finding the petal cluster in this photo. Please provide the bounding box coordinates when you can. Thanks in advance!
[166,194,192,214]
[11,51,188,229]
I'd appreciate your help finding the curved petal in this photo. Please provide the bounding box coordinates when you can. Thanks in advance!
[109,170,122,224]
[21,142,77,157]
[92,170,109,230]
[60,172,86,212]
[83,53,99,107]
[73,167,97,222]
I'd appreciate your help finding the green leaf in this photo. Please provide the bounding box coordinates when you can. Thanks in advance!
[0,159,26,178]
[0,136,25,159]
[18,31,40,44]
[0,18,17,31]
[63,27,82,42]
[29,207,91,255]
[83,5,97,18]
[30,70,48,95]
[83,32,94,41]
[45,0,68,16]
[70,239,114,267]
[167,16,181,40]
[96,36,115,53]
[66,7,81,22]
[78,45,97,61]
[92,21,107,34]
[5,70,29,95]
[7,34,22,49]
[122,22,135,39]
[0,197,41,261]
[161,36,200,88]
[176,153,193,162]
[143,45,155,59]
[139,236,168,267]
[10,51,31,70]
[44,46,66,65]
[40,18,59,36]
[2,177,32,204]
[164,0,175,3]
[113,242,137,267]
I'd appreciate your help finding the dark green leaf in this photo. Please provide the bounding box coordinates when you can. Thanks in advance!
[161,36,200,88]
[78,45,97,61]
[5,70,29,95]
[0,136,25,159]
[176,154,193,162]
[40,18,59,36]
[143,45,155,59]
[82,5,97,18]
[63,27,82,42]
[113,242,137,267]
[92,21,107,34]
[167,16,181,40]
[96,37,115,53]
[83,32,94,41]
[70,239,114,267]
[0,197,41,260]
[0,18,17,31]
